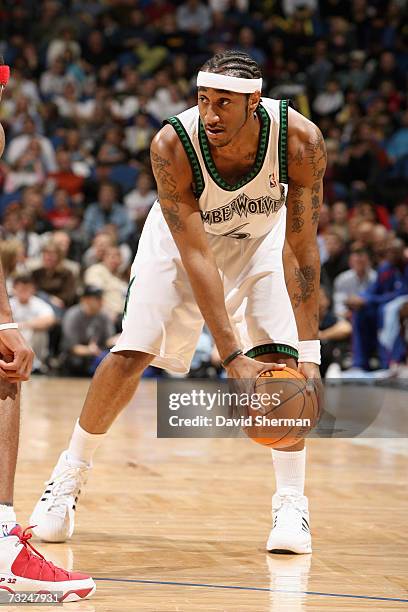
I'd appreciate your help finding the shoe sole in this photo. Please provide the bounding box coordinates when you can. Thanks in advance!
[267,547,312,554]
[266,534,312,554]
[0,585,95,602]
[29,509,73,543]
[0,575,95,601]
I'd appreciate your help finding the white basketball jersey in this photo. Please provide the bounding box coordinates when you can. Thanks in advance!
[165,97,289,239]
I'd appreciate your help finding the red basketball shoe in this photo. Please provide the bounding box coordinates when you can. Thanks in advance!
[0,526,95,602]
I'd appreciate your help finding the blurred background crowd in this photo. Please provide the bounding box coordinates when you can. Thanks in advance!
[0,0,407,378]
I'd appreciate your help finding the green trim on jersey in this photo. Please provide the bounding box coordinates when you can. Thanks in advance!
[123,276,136,318]
[164,117,205,198]
[198,104,271,192]
[278,99,289,184]
[246,343,299,360]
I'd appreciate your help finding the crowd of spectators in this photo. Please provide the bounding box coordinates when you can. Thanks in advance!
[0,0,407,377]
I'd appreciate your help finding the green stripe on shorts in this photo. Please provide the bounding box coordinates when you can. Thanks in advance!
[123,276,136,318]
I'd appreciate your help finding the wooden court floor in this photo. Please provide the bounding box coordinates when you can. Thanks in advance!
[11,377,408,611]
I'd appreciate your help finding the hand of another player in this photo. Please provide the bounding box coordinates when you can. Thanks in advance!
[0,328,34,382]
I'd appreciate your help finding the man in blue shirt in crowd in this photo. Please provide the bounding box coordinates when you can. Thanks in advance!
[82,180,135,245]
[348,238,408,369]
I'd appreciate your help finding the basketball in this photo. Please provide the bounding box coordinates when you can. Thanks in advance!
[244,367,320,449]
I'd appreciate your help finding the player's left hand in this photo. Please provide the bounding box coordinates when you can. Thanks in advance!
[297,362,321,394]
[298,362,324,424]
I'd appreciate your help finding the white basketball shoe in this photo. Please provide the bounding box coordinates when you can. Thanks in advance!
[30,452,91,543]
[266,488,312,554]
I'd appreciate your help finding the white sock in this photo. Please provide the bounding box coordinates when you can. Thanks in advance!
[0,504,16,537]
[271,448,306,496]
[67,419,106,466]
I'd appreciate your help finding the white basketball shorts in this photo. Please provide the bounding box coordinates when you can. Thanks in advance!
[111,202,298,373]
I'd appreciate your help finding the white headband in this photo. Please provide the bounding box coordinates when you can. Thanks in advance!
[197,71,262,94]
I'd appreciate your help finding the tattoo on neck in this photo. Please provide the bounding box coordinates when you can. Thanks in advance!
[293,265,316,308]
[244,151,257,161]
[151,151,184,233]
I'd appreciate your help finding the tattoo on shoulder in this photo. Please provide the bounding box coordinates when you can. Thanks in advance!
[293,265,316,308]
[288,149,303,167]
[151,151,184,233]
[291,185,305,233]
[244,151,257,161]
[305,131,327,180]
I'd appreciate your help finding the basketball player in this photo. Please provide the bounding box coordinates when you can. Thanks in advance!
[0,63,95,600]
[31,51,325,554]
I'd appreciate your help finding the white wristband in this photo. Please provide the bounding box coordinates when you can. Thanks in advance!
[298,340,321,365]
[0,323,18,331]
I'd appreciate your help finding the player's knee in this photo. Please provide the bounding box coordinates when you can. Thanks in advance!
[109,350,153,378]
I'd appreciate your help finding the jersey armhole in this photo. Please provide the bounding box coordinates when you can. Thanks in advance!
[163,117,205,198]
[278,99,289,184]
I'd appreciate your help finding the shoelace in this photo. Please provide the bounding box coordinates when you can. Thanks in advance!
[45,467,87,518]
[18,526,68,578]
[274,493,306,530]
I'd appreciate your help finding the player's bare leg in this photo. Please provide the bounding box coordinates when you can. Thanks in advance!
[0,61,94,598]
[0,383,95,600]
[0,383,20,533]
[255,353,311,554]
[79,351,154,433]
[31,350,153,542]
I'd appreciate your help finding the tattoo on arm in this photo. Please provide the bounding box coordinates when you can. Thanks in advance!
[291,185,305,233]
[311,180,321,225]
[151,151,184,233]
[293,265,316,308]
[287,129,326,231]
[305,132,327,180]
[288,149,303,166]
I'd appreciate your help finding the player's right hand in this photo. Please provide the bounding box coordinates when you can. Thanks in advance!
[0,328,34,382]
[225,355,286,417]
[225,354,285,380]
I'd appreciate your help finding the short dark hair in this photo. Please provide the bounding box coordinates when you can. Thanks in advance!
[350,241,369,255]
[81,285,103,298]
[13,273,35,286]
[98,180,120,200]
[200,50,262,80]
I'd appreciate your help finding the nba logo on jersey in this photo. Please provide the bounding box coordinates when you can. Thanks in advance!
[269,173,278,189]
